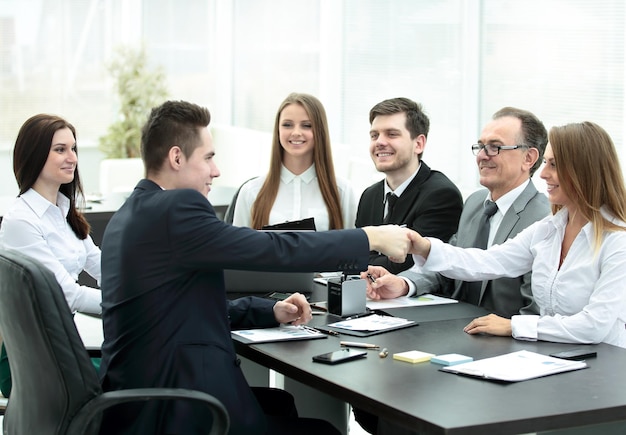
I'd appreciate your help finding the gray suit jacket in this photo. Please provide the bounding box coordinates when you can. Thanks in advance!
[401,180,550,317]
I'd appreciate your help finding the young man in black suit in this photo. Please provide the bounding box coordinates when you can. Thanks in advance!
[98,100,413,435]
[355,97,463,274]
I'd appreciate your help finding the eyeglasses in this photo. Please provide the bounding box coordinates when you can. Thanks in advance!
[471,143,528,156]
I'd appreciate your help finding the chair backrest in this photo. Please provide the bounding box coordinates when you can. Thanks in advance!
[223,176,258,224]
[0,249,102,434]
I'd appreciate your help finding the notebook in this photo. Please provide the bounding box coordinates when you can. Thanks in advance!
[224,269,315,300]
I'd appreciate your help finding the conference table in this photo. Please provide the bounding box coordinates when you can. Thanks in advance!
[233,302,626,435]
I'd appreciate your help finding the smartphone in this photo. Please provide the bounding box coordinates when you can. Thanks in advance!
[549,347,598,361]
[265,292,310,301]
[312,348,367,365]
[265,292,292,301]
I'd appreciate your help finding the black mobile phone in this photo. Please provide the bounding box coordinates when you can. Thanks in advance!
[265,292,292,301]
[265,292,310,301]
[312,348,367,365]
[549,347,598,361]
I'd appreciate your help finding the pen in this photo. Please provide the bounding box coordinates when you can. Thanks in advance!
[340,341,380,349]
[344,311,373,321]
[367,273,376,283]
[301,325,339,336]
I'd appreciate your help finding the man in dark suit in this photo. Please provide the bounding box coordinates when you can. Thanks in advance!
[355,107,550,435]
[355,97,463,274]
[98,100,413,435]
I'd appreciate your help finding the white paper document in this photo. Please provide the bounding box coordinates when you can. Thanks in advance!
[441,350,587,382]
[366,294,458,310]
[328,314,414,332]
[231,325,327,344]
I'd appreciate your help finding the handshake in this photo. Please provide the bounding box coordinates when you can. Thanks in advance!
[362,225,430,263]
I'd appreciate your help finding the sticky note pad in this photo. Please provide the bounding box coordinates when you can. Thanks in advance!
[430,353,473,366]
[393,350,435,364]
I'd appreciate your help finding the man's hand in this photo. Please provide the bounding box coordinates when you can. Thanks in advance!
[362,225,412,263]
[360,266,409,300]
[463,314,512,336]
[273,292,312,326]
[407,230,431,259]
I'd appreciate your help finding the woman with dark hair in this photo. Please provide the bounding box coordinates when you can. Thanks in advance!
[232,92,356,230]
[408,121,626,348]
[0,114,102,396]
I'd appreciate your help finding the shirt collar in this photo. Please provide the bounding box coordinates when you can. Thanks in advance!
[487,179,530,216]
[280,163,317,184]
[20,188,70,219]
[384,163,421,198]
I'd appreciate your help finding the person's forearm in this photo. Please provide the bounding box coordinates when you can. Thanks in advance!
[409,234,431,258]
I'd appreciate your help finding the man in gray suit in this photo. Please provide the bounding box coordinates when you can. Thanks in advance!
[365,107,550,318]
[353,108,550,435]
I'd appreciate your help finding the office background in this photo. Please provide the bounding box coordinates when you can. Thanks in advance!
[0,0,624,201]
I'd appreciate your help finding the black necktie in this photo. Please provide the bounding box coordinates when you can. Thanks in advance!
[383,192,398,224]
[463,200,498,305]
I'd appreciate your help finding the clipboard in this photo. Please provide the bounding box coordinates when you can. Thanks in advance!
[316,313,418,337]
[262,217,316,231]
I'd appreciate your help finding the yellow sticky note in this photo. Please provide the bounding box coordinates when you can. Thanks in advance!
[393,350,435,364]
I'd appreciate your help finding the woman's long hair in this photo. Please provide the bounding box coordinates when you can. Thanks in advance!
[250,93,344,229]
[13,114,90,239]
[549,121,626,250]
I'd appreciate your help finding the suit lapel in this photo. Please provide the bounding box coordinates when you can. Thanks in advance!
[493,181,538,244]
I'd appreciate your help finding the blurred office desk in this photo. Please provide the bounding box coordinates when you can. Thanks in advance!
[233,305,626,435]
[0,188,235,288]
[0,185,235,245]
[74,312,104,354]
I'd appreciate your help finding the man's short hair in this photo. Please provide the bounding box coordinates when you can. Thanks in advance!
[141,100,211,174]
[369,97,430,139]
[492,107,547,176]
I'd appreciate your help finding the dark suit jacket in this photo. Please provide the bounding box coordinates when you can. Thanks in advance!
[99,180,370,435]
[355,162,463,274]
[402,180,550,317]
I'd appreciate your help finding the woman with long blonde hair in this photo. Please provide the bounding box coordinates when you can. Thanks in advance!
[407,121,626,348]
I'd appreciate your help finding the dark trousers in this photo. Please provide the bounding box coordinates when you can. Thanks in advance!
[253,387,341,435]
[353,406,419,435]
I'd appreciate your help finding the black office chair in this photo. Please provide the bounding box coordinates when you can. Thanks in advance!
[0,249,229,435]
[223,176,258,224]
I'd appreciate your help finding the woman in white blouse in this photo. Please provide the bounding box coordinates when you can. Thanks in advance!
[409,121,626,348]
[232,92,357,231]
[0,114,102,396]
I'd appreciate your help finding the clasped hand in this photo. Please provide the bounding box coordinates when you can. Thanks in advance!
[273,292,312,326]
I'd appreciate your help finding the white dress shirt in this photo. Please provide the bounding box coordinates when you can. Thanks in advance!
[412,206,626,348]
[0,189,102,313]
[232,164,357,231]
[383,164,420,219]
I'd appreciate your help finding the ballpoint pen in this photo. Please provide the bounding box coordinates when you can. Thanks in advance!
[301,325,339,336]
[343,311,373,321]
[340,341,380,349]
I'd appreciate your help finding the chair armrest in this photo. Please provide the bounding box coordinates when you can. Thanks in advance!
[66,388,229,435]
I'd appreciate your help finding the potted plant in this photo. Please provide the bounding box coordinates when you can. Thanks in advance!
[98,45,168,197]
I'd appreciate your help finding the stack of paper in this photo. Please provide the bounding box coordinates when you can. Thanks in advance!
[231,325,327,344]
[440,350,587,382]
[328,314,414,332]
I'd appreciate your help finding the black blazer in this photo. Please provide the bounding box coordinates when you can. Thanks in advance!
[355,162,463,274]
[99,179,370,435]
